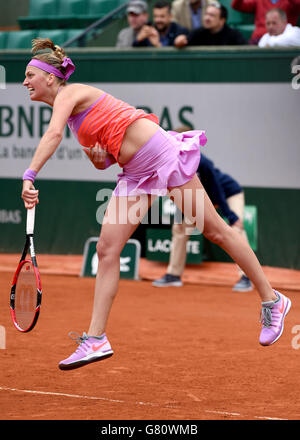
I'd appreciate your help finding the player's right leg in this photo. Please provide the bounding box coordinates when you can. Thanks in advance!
[170,174,291,346]
[226,192,253,292]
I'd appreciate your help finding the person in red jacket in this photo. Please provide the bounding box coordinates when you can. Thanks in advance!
[231,0,300,44]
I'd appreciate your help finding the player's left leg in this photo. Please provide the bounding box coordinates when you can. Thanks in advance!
[59,194,153,370]
[88,193,153,336]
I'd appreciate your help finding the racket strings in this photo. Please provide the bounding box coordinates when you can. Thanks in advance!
[14,262,37,330]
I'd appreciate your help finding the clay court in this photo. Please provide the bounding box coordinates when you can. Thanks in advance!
[0,256,300,421]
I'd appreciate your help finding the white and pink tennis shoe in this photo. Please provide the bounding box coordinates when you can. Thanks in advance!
[259,290,291,346]
[59,332,113,370]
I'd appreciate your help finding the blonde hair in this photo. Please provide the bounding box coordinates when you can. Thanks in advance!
[31,38,68,83]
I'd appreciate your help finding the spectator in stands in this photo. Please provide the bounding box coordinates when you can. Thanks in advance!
[231,0,300,45]
[171,0,214,30]
[258,8,300,47]
[174,2,247,47]
[116,0,149,47]
[133,1,189,47]
[153,139,253,292]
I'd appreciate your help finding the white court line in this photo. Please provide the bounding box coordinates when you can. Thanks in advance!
[0,386,159,407]
[185,392,288,420]
[0,386,288,419]
[204,410,288,420]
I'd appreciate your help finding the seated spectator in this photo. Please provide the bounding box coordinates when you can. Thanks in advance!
[175,2,247,47]
[259,8,300,47]
[231,0,300,45]
[171,0,214,30]
[133,1,189,47]
[116,0,149,47]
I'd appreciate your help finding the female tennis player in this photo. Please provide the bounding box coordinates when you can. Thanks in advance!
[22,38,291,370]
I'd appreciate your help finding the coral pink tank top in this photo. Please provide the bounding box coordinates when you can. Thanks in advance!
[67,92,159,165]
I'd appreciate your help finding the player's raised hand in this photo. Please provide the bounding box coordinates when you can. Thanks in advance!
[83,143,107,169]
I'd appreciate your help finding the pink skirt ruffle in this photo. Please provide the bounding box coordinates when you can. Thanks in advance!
[113,127,207,197]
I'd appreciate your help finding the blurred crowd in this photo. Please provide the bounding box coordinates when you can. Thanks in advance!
[116,0,300,48]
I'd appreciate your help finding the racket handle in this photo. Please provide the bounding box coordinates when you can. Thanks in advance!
[26,206,35,235]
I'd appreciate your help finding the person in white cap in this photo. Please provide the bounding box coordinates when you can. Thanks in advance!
[116,0,149,47]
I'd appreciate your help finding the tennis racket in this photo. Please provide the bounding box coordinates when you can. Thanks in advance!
[10,206,42,332]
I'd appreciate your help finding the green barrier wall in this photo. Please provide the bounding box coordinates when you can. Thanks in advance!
[1,46,299,83]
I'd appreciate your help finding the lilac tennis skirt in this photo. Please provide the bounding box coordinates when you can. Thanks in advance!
[113,127,207,197]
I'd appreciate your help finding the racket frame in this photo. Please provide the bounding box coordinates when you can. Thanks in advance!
[10,209,42,332]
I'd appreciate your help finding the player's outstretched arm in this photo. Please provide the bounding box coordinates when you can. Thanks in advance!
[27,86,77,174]
[22,86,78,208]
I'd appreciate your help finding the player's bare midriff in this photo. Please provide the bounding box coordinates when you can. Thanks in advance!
[118,118,160,165]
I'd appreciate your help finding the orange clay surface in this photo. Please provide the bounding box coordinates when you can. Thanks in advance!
[0,255,300,420]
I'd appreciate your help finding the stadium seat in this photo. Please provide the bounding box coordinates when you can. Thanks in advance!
[2,28,85,51]
[65,29,86,46]
[58,0,87,16]
[19,0,85,29]
[82,0,123,27]
[5,31,37,49]
[18,0,127,30]
[19,0,59,30]
[86,0,127,29]
[235,24,255,41]
[88,0,121,16]
[57,0,88,27]
[29,0,58,16]
[38,29,84,47]
[38,29,68,47]
[0,32,8,50]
